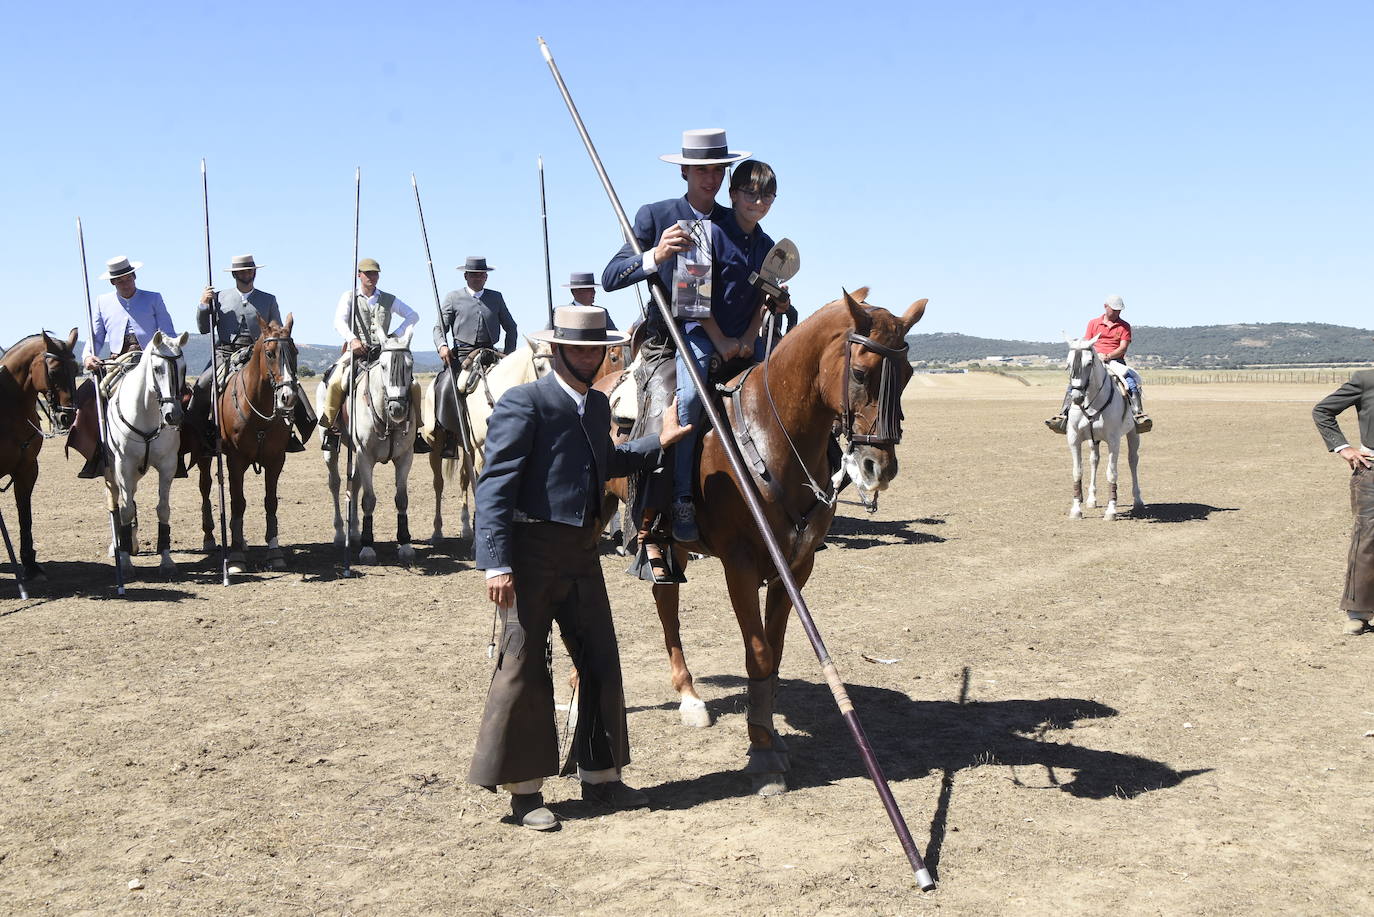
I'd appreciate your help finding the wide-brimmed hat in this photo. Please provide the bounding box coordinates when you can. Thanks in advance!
[562,271,598,289]
[459,256,494,273]
[225,254,263,273]
[534,305,630,347]
[358,258,381,272]
[1104,295,1126,311]
[659,129,751,166]
[100,256,142,280]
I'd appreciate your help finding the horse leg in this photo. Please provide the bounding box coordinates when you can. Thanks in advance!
[1128,430,1145,510]
[1068,434,1084,519]
[395,452,415,566]
[356,460,377,565]
[326,444,345,547]
[264,457,286,571]
[1086,439,1100,508]
[115,465,137,577]
[198,457,216,551]
[14,461,43,581]
[654,552,707,727]
[722,560,787,795]
[1103,435,1121,521]
[155,448,176,576]
[226,455,249,574]
[429,447,444,542]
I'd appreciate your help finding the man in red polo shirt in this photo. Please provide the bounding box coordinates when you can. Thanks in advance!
[1046,295,1152,434]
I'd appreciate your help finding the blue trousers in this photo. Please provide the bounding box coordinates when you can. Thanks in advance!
[674,327,763,500]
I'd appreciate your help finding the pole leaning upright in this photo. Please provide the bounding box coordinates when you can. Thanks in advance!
[538,156,554,328]
[536,36,934,891]
[76,217,126,597]
[200,159,231,586]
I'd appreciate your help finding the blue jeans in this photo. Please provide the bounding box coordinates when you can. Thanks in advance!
[673,327,764,501]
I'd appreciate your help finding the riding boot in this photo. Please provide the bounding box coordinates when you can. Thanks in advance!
[78,451,106,479]
[321,427,340,453]
[174,452,189,479]
[440,429,457,460]
[1130,390,1153,433]
[285,433,306,453]
[413,431,431,454]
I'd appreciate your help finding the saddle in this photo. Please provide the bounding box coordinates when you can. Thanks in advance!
[322,344,381,387]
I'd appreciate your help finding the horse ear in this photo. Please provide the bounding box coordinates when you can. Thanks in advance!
[900,298,928,333]
[257,316,268,335]
[67,327,79,350]
[176,331,189,347]
[1087,333,1101,346]
[150,331,163,349]
[283,312,294,336]
[842,288,869,330]
[401,326,415,348]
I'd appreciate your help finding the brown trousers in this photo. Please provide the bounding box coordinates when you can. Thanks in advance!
[467,521,631,788]
[1341,466,1374,612]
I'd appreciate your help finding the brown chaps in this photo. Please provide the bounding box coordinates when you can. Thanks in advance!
[467,521,631,788]
[1341,466,1374,613]
[66,379,100,463]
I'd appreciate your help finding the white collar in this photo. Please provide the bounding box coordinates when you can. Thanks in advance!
[551,370,586,415]
[467,286,484,298]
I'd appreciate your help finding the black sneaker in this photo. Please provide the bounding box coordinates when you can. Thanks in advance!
[581,780,649,810]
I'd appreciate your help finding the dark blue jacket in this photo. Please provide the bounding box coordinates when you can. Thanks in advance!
[475,372,661,570]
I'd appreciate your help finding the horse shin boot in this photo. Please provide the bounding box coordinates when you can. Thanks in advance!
[745,673,789,795]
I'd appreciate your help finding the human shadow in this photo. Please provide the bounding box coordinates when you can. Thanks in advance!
[643,673,1208,823]
[826,515,947,550]
[1128,503,1238,524]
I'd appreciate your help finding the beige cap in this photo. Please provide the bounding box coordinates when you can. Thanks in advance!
[358,258,381,272]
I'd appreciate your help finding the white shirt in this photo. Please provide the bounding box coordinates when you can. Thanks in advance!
[333,289,418,341]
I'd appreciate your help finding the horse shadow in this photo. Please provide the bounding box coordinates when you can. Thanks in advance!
[825,515,947,550]
[271,539,470,581]
[1127,503,1238,524]
[634,673,1207,872]
[0,559,196,603]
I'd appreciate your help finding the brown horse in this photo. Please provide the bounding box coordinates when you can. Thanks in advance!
[602,289,926,794]
[189,316,300,574]
[0,330,80,581]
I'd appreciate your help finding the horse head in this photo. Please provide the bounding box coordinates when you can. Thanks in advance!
[379,326,415,425]
[1065,335,1104,407]
[34,328,80,433]
[827,287,927,498]
[146,330,189,427]
[256,314,299,417]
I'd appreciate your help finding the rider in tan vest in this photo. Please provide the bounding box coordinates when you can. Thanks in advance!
[319,258,425,452]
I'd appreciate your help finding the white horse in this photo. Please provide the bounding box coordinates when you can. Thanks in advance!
[103,331,190,575]
[319,330,419,565]
[1064,336,1143,520]
[422,338,553,542]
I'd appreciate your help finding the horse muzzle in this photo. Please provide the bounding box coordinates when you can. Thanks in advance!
[850,444,898,494]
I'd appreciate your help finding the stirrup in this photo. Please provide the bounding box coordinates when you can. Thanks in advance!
[1134,414,1153,433]
[631,538,686,584]
[1045,414,1068,435]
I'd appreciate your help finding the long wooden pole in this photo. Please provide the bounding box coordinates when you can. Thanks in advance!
[343,168,360,578]
[200,160,231,586]
[537,37,934,891]
[538,156,554,327]
[76,218,126,597]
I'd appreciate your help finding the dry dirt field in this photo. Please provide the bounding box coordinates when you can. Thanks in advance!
[3,374,1372,916]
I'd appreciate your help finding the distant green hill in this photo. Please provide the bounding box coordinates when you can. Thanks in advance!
[906,323,1374,367]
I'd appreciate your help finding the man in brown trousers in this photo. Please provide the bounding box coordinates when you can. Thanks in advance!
[1313,367,1374,635]
[469,306,691,830]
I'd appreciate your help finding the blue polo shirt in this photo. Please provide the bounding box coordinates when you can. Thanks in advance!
[708,214,775,338]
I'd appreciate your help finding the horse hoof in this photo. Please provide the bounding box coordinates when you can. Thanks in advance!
[227,553,247,575]
[398,544,416,566]
[358,547,377,565]
[430,529,444,544]
[202,536,217,553]
[751,773,787,797]
[679,698,711,728]
[269,557,287,572]
[1069,508,1083,520]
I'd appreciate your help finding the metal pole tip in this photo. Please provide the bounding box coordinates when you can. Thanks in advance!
[916,869,935,891]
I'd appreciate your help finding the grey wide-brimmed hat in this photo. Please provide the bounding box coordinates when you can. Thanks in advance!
[533,305,629,347]
[562,271,598,289]
[459,256,494,273]
[99,255,142,280]
[659,128,751,166]
[1104,295,1126,311]
[225,254,263,273]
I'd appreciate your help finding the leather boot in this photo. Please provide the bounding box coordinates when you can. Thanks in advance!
[510,792,558,830]
[1130,390,1152,433]
[78,451,106,479]
[440,430,457,460]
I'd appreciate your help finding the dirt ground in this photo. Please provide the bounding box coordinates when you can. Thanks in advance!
[3,375,1372,916]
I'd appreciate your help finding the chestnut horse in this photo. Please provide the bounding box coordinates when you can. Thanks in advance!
[0,330,80,581]
[602,289,926,794]
[190,316,300,574]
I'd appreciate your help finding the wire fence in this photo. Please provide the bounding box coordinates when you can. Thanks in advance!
[1147,370,1359,385]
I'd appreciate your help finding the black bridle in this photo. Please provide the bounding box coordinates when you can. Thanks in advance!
[34,345,80,436]
[841,332,909,446]
[236,334,298,423]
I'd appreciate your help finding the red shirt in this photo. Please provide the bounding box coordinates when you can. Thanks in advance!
[1085,314,1131,356]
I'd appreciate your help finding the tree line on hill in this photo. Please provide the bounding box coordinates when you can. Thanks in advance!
[906,323,1374,367]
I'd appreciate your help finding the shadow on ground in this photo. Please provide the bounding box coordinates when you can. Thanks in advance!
[1127,502,1239,523]
[826,515,947,549]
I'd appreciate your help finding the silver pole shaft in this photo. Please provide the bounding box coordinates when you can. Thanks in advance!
[201,159,231,586]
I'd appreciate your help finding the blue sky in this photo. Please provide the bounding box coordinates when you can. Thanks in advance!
[5,1,1369,351]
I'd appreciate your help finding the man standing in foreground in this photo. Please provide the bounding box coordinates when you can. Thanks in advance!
[468,306,691,830]
[1313,366,1374,636]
